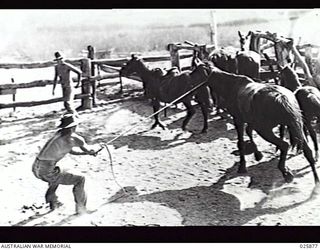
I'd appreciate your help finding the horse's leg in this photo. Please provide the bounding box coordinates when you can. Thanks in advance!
[302,137,320,185]
[234,118,247,173]
[255,126,294,183]
[245,124,263,161]
[181,99,195,131]
[151,99,165,130]
[275,125,286,153]
[195,90,209,134]
[305,117,318,161]
[199,102,208,133]
[208,86,217,111]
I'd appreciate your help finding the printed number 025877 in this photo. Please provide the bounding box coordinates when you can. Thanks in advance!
[300,244,318,248]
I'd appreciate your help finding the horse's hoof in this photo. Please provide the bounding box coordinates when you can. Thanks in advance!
[283,171,294,183]
[254,151,263,161]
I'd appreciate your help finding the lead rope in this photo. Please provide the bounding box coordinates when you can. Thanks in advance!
[105,78,208,145]
[96,78,208,202]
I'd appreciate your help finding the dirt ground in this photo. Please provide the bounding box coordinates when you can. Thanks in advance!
[2,78,320,227]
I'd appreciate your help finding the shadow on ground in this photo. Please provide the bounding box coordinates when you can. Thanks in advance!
[110,158,317,226]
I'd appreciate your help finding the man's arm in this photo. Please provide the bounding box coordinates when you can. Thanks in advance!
[71,134,96,155]
[52,66,58,95]
[69,150,89,155]
[65,62,82,88]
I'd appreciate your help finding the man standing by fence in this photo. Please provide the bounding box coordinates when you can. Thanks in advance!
[52,52,82,114]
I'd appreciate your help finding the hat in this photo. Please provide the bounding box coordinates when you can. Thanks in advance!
[54,51,64,61]
[57,114,79,129]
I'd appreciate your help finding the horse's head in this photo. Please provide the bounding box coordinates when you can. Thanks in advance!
[120,54,144,77]
[238,31,252,51]
[279,65,302,91]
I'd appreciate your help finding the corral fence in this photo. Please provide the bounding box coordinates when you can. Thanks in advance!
[1,38,318,112]
[0,44,199,111]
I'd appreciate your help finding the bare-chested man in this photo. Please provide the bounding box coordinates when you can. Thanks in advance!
[32,114,101,214]
[52,52,82,114]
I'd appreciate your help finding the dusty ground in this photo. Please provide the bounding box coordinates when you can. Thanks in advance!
[1,76,320,227]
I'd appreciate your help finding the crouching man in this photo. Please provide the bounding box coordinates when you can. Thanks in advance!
[32,114,100,215]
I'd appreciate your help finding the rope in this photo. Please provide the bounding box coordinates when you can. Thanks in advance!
[99,143,127,194]
[93,79,208,205]
[104,78,208,145]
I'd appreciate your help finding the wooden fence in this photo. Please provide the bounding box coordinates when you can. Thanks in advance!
[2,40,317,111]
[0,48,194,111]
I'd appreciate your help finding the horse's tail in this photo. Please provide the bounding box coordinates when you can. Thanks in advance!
[278,95,305,151]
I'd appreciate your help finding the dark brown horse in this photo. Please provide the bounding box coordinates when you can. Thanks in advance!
[208,31,260,81]
[120,55,211,133]
[237,31,261,80]
[279,65,320,161]
[206,68,319,185]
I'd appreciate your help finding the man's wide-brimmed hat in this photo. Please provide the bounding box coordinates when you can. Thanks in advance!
[54,51,64,61]
[57,114,79,129]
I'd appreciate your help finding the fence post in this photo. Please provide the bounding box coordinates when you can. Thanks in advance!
[87,45,97,107]
[11,78,16,112]
[168,43,180,70]
[78,58,92,110]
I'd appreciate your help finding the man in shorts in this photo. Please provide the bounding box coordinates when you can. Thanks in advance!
[52,52,82,114]
[32,114,100,214]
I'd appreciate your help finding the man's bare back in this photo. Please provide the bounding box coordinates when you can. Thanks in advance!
[37,131,89,162]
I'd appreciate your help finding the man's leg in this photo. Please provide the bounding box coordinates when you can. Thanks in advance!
[62,86,76,113]
[42,167,63,210]
[45,182,63,210]
[57,171,87,214]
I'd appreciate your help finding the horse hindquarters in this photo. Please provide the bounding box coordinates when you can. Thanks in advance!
[295,88,320,160]
[270,91,319,183]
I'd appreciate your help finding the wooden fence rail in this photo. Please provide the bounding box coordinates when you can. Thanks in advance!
[0,50,194,110]
[0,59,83,69]
[0,93,90,109]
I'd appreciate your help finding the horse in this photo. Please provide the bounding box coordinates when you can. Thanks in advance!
[208,32,260,81]
[120,54,211,133]
[279,65,320,161]
[206,68,320,185]
[236,31,261,80]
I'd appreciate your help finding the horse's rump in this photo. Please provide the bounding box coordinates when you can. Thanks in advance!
[236,50,260,64]
[239,83,305,148]
[239,84,300,123]
[295,86,320,116]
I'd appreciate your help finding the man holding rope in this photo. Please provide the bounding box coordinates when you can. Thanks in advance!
[32,114,101,214]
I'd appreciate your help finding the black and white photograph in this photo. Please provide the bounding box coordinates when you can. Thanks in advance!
[1,9,320,231]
